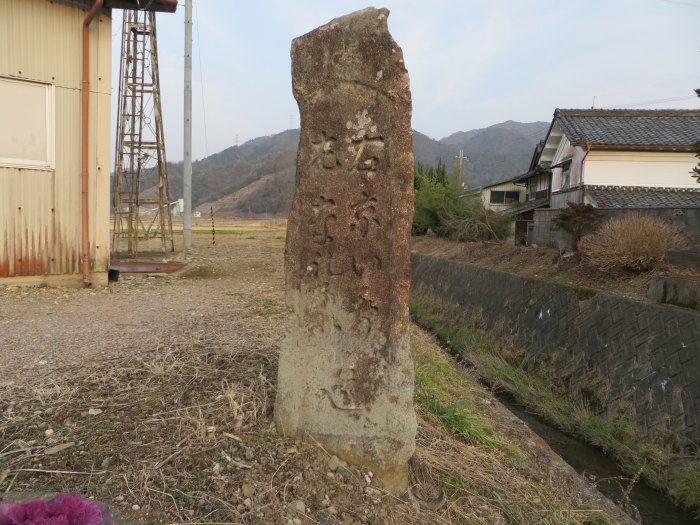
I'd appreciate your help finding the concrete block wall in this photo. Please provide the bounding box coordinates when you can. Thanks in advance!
[411,253,700,449]
[532,208,700,250]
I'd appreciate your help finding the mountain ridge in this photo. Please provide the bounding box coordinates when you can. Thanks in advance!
[144,120,549,217]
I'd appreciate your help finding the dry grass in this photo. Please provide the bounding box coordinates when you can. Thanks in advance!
[0,232,627,524]
[579,212,690,273]
[0,323,626,524]
[181,217,287,232]
[0,296,284,523]
[403,415,611,525]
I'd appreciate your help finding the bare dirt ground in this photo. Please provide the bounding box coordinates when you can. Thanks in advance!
[0,222,633,524]
[0,221,286,390]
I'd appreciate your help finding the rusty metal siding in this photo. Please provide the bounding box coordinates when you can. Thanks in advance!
[0,0,111,279]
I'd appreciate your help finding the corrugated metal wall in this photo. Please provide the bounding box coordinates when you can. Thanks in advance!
[0,0,111,279]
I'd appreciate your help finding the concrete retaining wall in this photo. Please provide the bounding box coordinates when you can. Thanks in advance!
[649,275,700,311]
[532,208,700,249]
[411,253,700,449]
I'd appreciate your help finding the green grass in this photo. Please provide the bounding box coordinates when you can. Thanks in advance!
[78,481,99,495]
[253,433,269,445]
[417,394,510,452]
[410,295,682,502]
[576,287,598,301]
[412,338,519,458]
[675,466,700,518]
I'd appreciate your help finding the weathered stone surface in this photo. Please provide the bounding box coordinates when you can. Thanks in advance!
[274,7,416,493]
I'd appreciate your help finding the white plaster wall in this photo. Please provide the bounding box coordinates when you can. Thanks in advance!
[480,181,525,211]
[584,151,698,188]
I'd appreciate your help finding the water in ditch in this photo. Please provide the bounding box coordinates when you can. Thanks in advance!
[497,394,699,525]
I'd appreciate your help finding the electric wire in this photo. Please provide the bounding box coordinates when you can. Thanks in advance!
[457,92,699,180]
[194,0,210,158]
[601,95,698,109]
[659,0,700,7]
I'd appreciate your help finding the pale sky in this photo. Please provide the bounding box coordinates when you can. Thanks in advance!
[110,0,700,163]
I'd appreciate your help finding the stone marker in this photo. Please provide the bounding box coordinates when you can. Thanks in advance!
[274,7,416,493]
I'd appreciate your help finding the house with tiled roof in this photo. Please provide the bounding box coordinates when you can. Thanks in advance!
[512,108,700,246]
[466,176,526,212]
[0,0,176,286]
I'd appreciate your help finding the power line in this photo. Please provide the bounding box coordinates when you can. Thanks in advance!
[659,0,700,7]
[601,94,698,109]
[193,0,210,158]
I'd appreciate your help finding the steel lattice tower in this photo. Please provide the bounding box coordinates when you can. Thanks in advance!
[112,10,174,257]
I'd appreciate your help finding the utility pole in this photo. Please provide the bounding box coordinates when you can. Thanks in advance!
[183,0,193,249]
[455,149,468,189]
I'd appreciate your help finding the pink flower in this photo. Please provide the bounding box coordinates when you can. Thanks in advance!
[0,494,110,525]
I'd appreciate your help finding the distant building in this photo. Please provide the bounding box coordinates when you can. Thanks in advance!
[0,0,176,286]
[511,109,700,246]
[466,177,526,212]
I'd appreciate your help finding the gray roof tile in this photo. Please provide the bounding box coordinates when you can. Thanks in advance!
[587,185,700,208]
[555,109,700,149]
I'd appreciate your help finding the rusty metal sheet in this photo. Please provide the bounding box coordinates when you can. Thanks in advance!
[0,0,112,279]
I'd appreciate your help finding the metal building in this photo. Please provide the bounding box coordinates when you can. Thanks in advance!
[0,0,176,287]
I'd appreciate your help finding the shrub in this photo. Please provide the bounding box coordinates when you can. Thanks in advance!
[691,140,700,184]
[413,162,453,235]
[578,212,689,272]
[440,196,513,242]
[413,161,511,241]
[552,203,604,249]
[413,177,458,235]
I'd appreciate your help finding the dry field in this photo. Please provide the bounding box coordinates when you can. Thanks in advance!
[0,224,631,524]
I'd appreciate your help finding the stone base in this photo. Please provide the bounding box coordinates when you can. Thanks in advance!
[274,289,416,494]
[667,249,700,271]
[273,426,411,494]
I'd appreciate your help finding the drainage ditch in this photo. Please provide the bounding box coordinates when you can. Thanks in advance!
[497,393,699,525]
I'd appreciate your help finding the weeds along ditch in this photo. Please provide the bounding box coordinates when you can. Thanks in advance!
[409,295,700,524]
[498,393,699,525]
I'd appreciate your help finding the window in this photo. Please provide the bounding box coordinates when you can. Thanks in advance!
[561,164,571,190]
[527,182,537,201]
[490,190,520,205]
[0,76,54,170]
